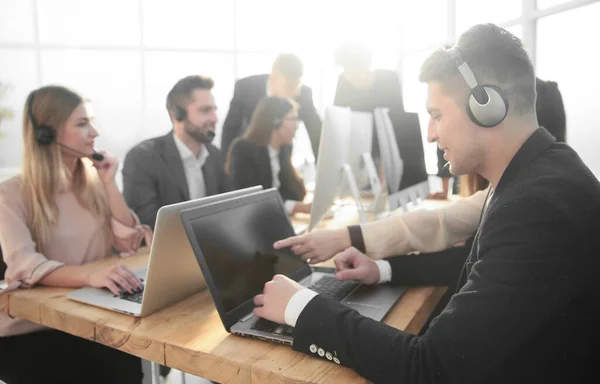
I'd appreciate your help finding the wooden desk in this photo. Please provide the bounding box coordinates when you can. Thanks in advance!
[1,210,447,384]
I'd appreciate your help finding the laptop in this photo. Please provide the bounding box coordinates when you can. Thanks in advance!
[67,186,263,317]
[180,188,406,345]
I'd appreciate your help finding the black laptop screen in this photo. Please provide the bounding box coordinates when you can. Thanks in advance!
[187,196,307,313]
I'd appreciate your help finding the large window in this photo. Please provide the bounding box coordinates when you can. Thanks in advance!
[455,0,522,36]
[537,1,600,177]
[1,0,599,182]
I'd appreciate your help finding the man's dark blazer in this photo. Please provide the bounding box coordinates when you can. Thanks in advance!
[229,139,306,202]
[220,74,322,158]
[292,128,600,383]
[122,132,231,229]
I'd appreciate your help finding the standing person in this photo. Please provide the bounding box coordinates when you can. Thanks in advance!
[221,53,322,159]
[333,42,404,113]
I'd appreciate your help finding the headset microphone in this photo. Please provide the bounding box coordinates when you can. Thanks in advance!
[56,142,105,161]
[174,106,216,141]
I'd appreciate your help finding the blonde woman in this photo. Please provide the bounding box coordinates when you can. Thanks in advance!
[0,86,151,383]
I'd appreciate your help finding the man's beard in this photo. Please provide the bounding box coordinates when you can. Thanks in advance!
[185,121,215,144]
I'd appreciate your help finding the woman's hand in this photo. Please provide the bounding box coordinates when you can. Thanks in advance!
[86,264,143,296]
[92,151,119,185]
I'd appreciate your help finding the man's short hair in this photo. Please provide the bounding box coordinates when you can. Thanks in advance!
[419,23,536,117]
[166,75,214,118]
[271,53,303,80]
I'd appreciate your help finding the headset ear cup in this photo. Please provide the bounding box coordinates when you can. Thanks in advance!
[273,118,282,128]
[467,85,509,128]
[174,107,186,122]
[36,124,55,145]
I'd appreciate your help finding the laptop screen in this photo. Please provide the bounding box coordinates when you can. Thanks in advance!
[186,194,307,314]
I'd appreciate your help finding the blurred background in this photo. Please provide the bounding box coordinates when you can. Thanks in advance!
[1,0,598,180]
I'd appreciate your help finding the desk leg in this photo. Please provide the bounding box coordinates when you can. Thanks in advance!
[150,362,161,384]
[141,359,153,384]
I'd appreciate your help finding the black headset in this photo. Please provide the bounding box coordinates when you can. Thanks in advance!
[27,91,56,145]
[172,105,187,122]
[447,46,509,128]
[271,97,296,129]
[26,89,104,161]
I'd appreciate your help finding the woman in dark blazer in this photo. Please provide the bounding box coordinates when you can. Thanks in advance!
[226,96,310,215]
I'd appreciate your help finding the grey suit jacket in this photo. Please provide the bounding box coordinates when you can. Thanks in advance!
[122,132,232,229]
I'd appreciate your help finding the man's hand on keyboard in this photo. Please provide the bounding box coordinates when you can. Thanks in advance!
[334,247,380,285]
[253,275,304,325]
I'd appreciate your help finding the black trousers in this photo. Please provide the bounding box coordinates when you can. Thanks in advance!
[0,329,142,384]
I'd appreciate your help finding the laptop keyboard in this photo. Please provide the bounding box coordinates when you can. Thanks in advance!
[251,318,295,336]
[309,275,360,302]
[250,276,359,335]
[115,286,145,304]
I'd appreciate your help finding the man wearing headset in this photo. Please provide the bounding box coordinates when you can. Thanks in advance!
[253,24,599,382]
[122,75,231,229]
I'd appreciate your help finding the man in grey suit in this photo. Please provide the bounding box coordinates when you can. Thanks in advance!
[123,75,231,229]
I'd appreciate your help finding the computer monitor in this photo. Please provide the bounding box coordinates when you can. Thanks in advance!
[374,108,404,195]
[343,111,384,213]
[348,111,374,190]
[381,110,430,210]
[309,106,354,230]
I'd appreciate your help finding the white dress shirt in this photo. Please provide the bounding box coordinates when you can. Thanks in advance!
[268,145,298,214]
[284,260,391,327]
[173,133,209,200]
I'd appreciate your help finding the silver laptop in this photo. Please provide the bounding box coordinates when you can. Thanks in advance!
[180,188,406,345]
[67,186,263,317]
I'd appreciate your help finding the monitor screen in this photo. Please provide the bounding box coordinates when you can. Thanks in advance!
[310,105,352,230]
[389,111,429,191]
[187,196,306,314]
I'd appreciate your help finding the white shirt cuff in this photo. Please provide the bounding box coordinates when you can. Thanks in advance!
[284,288,319,327]
[375,260,392,284]
[284,200,297,214]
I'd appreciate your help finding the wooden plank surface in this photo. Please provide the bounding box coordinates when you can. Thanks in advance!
[1,206,448,384]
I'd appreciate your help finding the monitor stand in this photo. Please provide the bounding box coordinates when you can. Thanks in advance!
[341,164,368,224]
[340,153,390,222]
[360,152,388,214]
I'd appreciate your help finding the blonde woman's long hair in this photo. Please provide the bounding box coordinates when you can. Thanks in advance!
[22,86,111,254]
